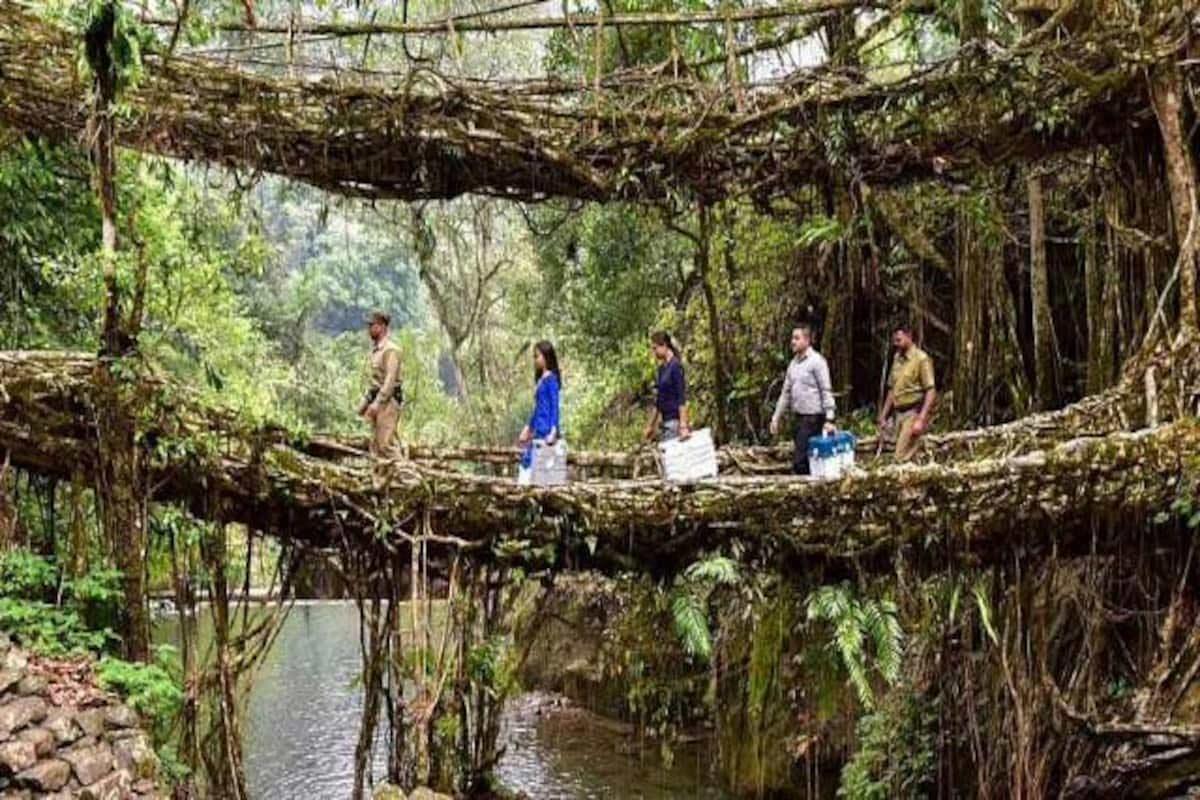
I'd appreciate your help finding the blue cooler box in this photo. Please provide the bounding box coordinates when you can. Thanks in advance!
[807,431,857,479]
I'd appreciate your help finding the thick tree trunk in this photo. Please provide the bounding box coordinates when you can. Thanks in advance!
[352,596,387,800]
[986,253,1032,419]
[87,2,150,662]
[1085,197,1120,394]
[65,473,89,578]
[202,522,249,800]
[1151,62,1199,332]
[953,207,986,420]
[0,459,17,551]
[958,0,987,45]
[94,386,149,662]
[169,524,200,795]
[955,198,1030,423]
[696,205,730,444]
[1028,173,1058,409]
[824,14,860,408]
[448,341,469,400]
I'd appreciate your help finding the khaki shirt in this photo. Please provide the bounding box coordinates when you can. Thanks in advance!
[888,346,935,409]
[368,337,402,407]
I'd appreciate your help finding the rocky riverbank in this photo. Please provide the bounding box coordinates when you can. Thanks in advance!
[0,634,164,799]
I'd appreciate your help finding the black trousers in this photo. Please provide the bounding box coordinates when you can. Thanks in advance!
[792,414,826,475]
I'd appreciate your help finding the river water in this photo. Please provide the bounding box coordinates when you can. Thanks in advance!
[160,601,728,799]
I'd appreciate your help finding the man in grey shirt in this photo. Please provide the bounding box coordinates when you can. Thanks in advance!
[769,324,837,475]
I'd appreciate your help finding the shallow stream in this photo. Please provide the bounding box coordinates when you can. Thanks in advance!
[159,601,729,799]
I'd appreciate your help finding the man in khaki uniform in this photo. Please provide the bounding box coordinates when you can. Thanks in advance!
[877,324,936,461]
[358,311,403,456]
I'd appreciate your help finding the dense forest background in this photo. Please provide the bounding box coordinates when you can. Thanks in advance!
[4,0,1163,456]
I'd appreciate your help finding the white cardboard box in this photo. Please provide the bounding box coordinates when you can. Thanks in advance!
[659,427,718,483]
[530,439,568,486]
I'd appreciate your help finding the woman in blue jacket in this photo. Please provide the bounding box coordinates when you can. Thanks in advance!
[518,340,561,483]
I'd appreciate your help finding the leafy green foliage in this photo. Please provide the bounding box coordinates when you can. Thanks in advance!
[669,555,741,664]
[523,203,688,361]
[1156,479,1200,530]
[0,551,122,656]
[69,566,124,633]
[670,592,711,661]
[97,647,184,745]
[544,0,723,79]
[467,634,519,699]
[71,0,155,93]
[242,182,422,339]
[683,556,739,585]
[68,566,122,604]
[838,690,937,800]
[807,583,904,711]
[0,597,114,656]
[0,142,100,348]
[96,646,190,783]
[587,576,713,745]
[796,214,848,249]
[0,550,57,599]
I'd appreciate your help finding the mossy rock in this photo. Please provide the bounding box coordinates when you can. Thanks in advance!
[409,788,453,800]
[372,785,407,800]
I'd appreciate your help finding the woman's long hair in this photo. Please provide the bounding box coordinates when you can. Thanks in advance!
[651,330,680,359]
[534,340,562,386]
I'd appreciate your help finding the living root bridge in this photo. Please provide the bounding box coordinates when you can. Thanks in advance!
[0,350,1196,575]
[363,423,1200,569]
[0,1,1180,203]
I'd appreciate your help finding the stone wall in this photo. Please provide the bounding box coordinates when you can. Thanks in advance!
[0,635,163,800]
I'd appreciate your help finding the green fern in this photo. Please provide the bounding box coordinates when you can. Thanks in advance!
[667,556,741,663]
[807,583,905,710]
[683,556,740,585]
[796,214,847,248]
[671,592,711,661]
[862,599,903,685]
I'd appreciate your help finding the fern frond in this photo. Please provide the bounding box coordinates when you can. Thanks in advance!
[807,584,905,711]
[836,618,873,710]
[796,214,846,248]
[807,583,852,623]
[869,600,904,685]
[684,556,740,586]
[671,591,712,662]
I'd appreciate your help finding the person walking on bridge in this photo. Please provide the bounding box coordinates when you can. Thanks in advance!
[358,311,403,457]
[644,331,691,442]
[769,324,837,475]
[518,340,562,485]
[878,324,937,462]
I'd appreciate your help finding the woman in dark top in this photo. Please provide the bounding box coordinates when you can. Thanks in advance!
[518,340,562,482]
[643,331,691,442]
